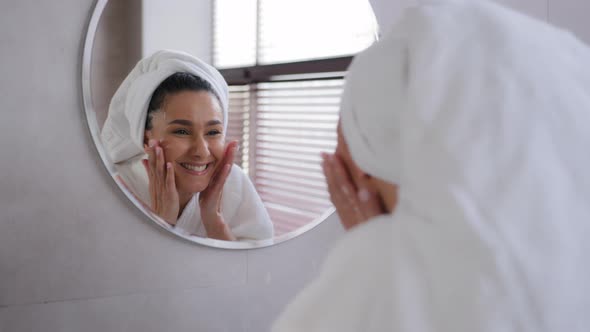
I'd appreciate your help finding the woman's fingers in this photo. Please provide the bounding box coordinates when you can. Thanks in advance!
[199,142,237,220]
[322,152,367,230]
[144,139,171,212]
[199,163,231,234]
[146,141,160,196]
[321,153,337,200]
[165,162,176,193]
[143,140,179,224]
[146,139,157,175]
[204,164,232,203]
[323,153,355,203]
[143,156,158,210]
[216,164,232,191]
[323,154,345,204]
[223,141,238,166]
[210,141,238,181]
[330,155,358,201]
[155,146,165,186]
[205,142,237,198]
[357,187,383,219]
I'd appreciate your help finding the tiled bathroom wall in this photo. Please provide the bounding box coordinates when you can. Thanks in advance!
[1,0,588,331]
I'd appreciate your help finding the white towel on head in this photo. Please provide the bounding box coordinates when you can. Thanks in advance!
[274,0,590,331]
[101,49,229,163]
[339,33,404,184]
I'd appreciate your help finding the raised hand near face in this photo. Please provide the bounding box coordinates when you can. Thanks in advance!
[198,140,239,241]
[321,152,385,231]
[142,139,180,225]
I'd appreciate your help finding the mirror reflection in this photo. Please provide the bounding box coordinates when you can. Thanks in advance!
[86,0,377,245]
[101,50,273,241]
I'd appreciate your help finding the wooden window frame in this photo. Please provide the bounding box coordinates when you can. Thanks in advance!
[218,56,353,85]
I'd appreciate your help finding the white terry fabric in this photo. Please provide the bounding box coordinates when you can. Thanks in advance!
[118,160,274,241]
[101,49,229,163]
[273,215,394,332]
[274,1,590,331]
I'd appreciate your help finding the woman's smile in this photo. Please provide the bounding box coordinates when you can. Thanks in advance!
[178,161,214,175]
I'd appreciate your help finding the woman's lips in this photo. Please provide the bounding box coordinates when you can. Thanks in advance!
[179,162,212,176]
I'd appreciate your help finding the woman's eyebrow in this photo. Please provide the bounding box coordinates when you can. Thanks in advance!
[206,119,222,126]
[167,119,222,126]
[167,119,192,126]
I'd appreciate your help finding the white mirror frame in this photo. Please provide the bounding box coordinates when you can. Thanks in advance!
[81,0,335,249]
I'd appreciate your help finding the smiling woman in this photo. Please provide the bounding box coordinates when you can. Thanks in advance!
[144,74,226,208]
[101,50,274,242]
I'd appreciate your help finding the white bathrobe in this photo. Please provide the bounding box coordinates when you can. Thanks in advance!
[116,157,273,241]
[273,0,590,331]
[101,50,274,241]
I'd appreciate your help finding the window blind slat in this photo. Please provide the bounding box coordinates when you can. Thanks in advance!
[260,192,331,214]
[256,159,323,172]
[256,143,332,156]
[256,174,327,191]
[256,152,322,165]
[256,159,322,173]
[264,202,320,219]
[257,127,337,138]
[257,86,343,93]
[257,120,336,130]
[257,179,330,200]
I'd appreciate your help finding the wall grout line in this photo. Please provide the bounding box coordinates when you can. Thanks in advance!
[0,281,247,310]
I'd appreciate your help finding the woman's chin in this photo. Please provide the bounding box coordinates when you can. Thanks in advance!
[179,182,209,195]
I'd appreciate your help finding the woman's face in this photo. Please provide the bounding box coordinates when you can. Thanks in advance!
[144,90,225,197]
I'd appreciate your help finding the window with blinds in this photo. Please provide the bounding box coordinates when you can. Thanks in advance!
[262,79,340,235]
[226,85,251,173]
[214,0,377,235]
[225,78,342,236]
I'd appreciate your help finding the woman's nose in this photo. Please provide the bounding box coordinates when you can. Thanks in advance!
[188,136,210,159]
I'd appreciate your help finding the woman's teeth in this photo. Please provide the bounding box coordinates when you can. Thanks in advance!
[181,163,207,172]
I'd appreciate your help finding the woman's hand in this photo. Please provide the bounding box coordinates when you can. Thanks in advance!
[321,152,385,230]
[198,140,239,241]
[142,139,179,225]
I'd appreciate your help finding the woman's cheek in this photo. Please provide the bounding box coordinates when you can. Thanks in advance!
[212,139,226,161]
[161,137,183,162]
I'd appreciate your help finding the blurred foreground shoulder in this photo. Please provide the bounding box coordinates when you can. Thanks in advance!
[272,215,394,332]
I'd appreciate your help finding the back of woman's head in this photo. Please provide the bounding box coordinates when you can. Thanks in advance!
[340,2,590,327]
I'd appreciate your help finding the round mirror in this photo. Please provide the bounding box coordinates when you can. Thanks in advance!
[82,0,377,248]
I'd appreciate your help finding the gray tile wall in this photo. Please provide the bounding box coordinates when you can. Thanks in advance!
[1,0,588,331]
[0,1,342,331]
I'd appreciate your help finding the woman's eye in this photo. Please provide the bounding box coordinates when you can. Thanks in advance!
[173,129,189,135]
[207,129,222,136]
